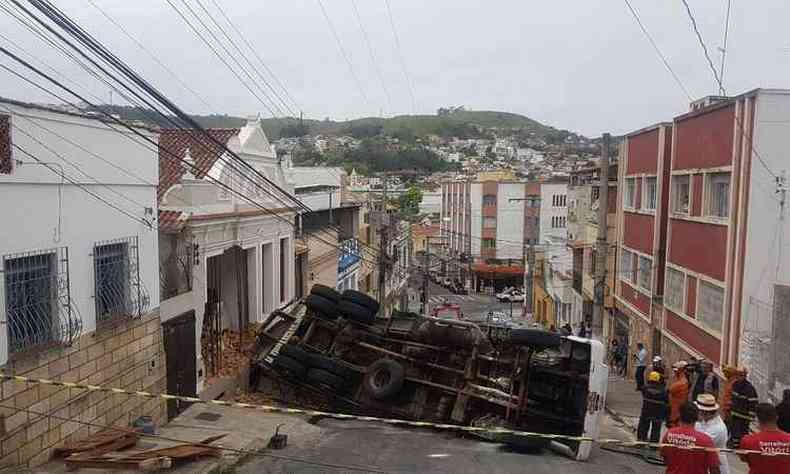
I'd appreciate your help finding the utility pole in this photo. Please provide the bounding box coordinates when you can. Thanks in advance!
[421,244,430,316]
[377,174,389,312]
[591,133,610,340]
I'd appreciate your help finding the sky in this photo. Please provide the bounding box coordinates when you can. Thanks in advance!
[1,0,789,137]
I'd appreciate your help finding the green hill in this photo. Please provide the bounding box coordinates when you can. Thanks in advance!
[92,105,580,143]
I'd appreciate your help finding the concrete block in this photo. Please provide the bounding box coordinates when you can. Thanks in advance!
[78,360,97,382]
[133,324,147,341]
[23,365,49,381]
[48,388,68,411]
[19,434,43,464]
[4,410,28,434]
[38,382,60,400]
[29,399,50,417]
[0,450,19,468]
[67,350,87,371]
[28,445,52,467]
[13,387,39,410]
[1,379,21,400]
[61,367,79,383]
[1,429,27,457]
[45,426,61,448]
[47,357,69,379]
[26,418,48,441]
[86,342,104,362]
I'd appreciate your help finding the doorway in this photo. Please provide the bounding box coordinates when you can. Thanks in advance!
[163,311,197,420]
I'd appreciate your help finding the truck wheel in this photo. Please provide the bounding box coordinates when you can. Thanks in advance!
[307,353,354,380]
[306,368,345,391]
[509,329,561,348]
[363,359,405,399]
[306,294,339,319]
[273,355,307,378]
[338,300,375,324]
[341,290,380,313]
[279,344,311,364]
[310,284,341,303]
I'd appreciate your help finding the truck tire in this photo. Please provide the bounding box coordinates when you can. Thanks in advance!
[307,354,354,380]
[363,359,405,400]
[310,284,341,303]
[338,299,375,324]
[273,355,307,378]
[341,290,380,313]
[306,368,345,391]
[306,294,338,318]
[279,344,311,364]
[509,329,561,348]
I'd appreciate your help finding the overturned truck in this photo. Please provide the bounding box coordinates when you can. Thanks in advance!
[251,285,608,461]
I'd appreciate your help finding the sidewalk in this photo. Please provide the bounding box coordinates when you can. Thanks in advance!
[605,375,748,474]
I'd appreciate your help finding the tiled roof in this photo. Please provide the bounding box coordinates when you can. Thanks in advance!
[0,114,11,174]
[158,128,239,202]
[158,210,188,233]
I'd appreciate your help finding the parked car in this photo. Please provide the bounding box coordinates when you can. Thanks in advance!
[496,287,525,302]
[250,285,608,461]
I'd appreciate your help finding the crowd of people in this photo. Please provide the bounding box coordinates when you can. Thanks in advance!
[611,338,790,473]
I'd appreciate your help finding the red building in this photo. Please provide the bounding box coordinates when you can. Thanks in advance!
[616,91,790,399]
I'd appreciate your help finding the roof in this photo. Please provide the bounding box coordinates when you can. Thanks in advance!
[411,224,440,237]
[158,128,239,202]
[288,166,344,189]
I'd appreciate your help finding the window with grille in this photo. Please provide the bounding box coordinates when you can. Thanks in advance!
[697,280,724,333]
[624,178,636,208]
[483,195,496,206]
[620,248,635,284]
[3,250,55,352]
[482,238,496,249]
[94,236,147,324]
[665,267,685,312]
[673,175,690,214]
[706,172,730,218]
[644,177,657,210]
[638,256,652,291]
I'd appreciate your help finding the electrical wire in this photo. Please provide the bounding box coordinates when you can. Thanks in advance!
[315,0,373,113]
[351,0,392,115]
[384,0,416,114]
[622,0,692,101]
[84,0,215,112]
[718,0,733,95]
[680,0,723,95]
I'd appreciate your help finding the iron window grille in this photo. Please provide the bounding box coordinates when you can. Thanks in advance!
[160,235,194,300]
[1,247,82,354]
[93,236,149,324]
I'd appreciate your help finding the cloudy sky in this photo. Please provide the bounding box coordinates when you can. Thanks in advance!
[2,0,789,136]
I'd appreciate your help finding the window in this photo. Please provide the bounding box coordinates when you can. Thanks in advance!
[483,217,497,228]
[94,238,135,323]
[638,256,651,291]
[698,280,724,333]
[483,195,496,206]
[672,175,690,214]
[665,267,685,312]
[644,177,657,211]
[624,178,636,208]
[706,173,730,218]
[3,249,60,352]
[280,238,289,302]
[620,248,635,283]
[592,186,600,201]
[481,238,496,249]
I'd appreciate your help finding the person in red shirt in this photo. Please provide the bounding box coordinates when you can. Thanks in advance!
[661,402,721,474]
[738,402,790,474]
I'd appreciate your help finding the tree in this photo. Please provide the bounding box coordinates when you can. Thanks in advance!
[398,186,423,216]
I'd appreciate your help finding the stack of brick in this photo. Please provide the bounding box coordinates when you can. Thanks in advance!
[0,310,167,468]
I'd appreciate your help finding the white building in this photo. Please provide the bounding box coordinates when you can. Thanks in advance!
[539,182,568,244]
[0,99,167,467]
[158,119,296,396]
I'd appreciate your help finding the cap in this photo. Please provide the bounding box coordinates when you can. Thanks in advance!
[652,356,663,363]
[647,371,662,383]
[695,393,720,412]
[672,361,688,370]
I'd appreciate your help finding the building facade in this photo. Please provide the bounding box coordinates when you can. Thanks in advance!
[0,100,166,468]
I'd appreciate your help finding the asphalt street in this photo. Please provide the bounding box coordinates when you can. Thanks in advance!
[408,279,527,321]
[236,413,663,474]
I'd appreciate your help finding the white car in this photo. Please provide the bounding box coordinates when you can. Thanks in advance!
[496,288,525,302]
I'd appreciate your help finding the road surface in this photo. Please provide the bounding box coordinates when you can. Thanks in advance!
[409,279,527,321]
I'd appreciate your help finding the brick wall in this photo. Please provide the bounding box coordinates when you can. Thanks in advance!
[0,311,167,468]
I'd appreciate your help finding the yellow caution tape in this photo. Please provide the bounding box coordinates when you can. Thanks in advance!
[2,372,787,457]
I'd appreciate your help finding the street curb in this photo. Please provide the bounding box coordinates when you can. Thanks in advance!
[192,436,267,474]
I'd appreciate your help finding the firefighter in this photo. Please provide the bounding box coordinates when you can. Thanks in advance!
[668,361,690,427]
[728,367,758,448]
[637,371,668,444]
[652,355,666,383]
[719,365,738,421]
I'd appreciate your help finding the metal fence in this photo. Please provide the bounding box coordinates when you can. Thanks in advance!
[1,246,82,354]
[93,236,149,324]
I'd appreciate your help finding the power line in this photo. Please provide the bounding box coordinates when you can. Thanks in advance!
[622,0,692,101]
[207,0,301,115]
[384,0,416,114]
[718,0,733,95]
[84,0,215,112]
[315,0,372,113]
[680,0,723,95]
[350,0,392,115]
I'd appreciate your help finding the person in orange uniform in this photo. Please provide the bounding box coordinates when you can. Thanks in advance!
[668,361,690,427]
[719,365,738,421]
